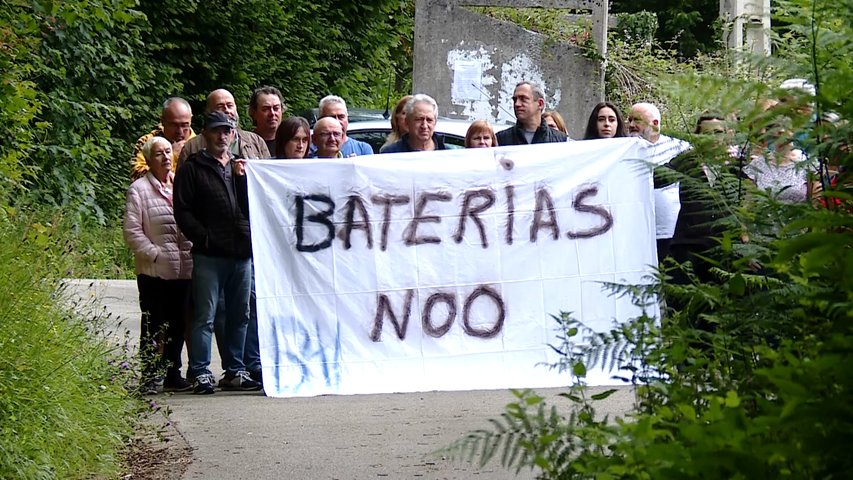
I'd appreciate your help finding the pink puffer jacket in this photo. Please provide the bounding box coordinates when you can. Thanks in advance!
[124,172,192,280]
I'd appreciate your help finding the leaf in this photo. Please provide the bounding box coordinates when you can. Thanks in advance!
[724,390,741,408]
[572,362,587,377]
[590,389,618,401]
[558,392,583,403]
[729,273,746,296]
[677,403,696,419]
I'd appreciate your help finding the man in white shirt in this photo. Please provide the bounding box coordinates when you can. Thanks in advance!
[627,102,692,259]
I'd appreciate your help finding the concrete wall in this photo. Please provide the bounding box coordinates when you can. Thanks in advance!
[413,0,606,138]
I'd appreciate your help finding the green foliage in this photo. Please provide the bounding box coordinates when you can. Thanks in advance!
[613,11,658,48]
[0,213,137,478]
[605,25,739,131]
[62,217,135,280]
[10,0,178,223]
[139,0,414,121]
[467,7,596,53]
[1,0,414,223]
[611,0,721,58]
[0,2,43,201]
[447,0,853,477]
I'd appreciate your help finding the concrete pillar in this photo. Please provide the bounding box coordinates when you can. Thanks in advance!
[414,0,607,138]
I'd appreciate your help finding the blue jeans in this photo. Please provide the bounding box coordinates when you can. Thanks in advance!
[244,273,261,372]
[189,253,252,378]
[214,295,226,369]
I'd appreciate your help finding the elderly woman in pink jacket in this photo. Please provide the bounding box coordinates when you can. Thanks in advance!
[124,136,193,394]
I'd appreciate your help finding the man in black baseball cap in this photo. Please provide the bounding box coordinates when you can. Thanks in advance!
[173,109,260,395]
[204,110,236,130]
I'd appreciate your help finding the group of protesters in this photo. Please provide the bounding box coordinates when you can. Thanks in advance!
[124,78,834,395]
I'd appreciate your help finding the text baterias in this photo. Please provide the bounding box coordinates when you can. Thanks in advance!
[293,184,613,253]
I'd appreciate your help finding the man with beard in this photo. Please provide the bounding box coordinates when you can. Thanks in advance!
[627,102,692,259]
[174,111,261,395]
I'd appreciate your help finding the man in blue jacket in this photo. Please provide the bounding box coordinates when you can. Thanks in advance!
[380,94,447,153]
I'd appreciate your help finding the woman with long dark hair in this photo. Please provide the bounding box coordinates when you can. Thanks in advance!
[583,102,627,139]
[274,116,311,159]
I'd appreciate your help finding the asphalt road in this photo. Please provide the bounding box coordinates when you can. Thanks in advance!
[65,279,635,480]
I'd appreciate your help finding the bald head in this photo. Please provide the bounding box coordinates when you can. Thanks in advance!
[207,89,238,122]
[312,117,344,158]
[627,102,661,143]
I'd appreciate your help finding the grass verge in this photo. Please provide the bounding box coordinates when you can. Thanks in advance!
[0,212,138,479]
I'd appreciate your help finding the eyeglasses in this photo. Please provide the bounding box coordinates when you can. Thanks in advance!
[318,131,343,139]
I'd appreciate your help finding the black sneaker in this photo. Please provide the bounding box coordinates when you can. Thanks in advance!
[193,374,216,395]
[218,370,262,391]
[139,377,163,395]
[164,375,193,393]
[248,370,263,387]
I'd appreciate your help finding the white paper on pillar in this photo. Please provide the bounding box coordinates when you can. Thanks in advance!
[246,138,658,398]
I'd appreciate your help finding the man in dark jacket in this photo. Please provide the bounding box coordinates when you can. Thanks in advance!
[174,111,261,394]
[496,81,568,146]
[380,94,447,153]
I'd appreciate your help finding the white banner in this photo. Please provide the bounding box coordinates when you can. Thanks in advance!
[246,139,657,398]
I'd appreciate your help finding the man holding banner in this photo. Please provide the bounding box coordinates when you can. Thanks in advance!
[381,94,447,153]
[496,81,568,145]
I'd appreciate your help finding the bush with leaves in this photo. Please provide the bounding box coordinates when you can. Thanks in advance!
[1,1,415,224]
[611,0,721,58]
[447,0,853,477]
[9,1,177,223]
[137,0,414,123]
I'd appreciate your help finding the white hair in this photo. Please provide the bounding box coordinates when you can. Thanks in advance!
[633,102,661,123]
[141,136,171,164]
[319,95,347,112]
[404,94,438,117]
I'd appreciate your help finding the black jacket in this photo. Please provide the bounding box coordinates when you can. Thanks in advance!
[174,150,252,259]
[380,133,447,153]
[496,117,568,146]
[655,149,746,250]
